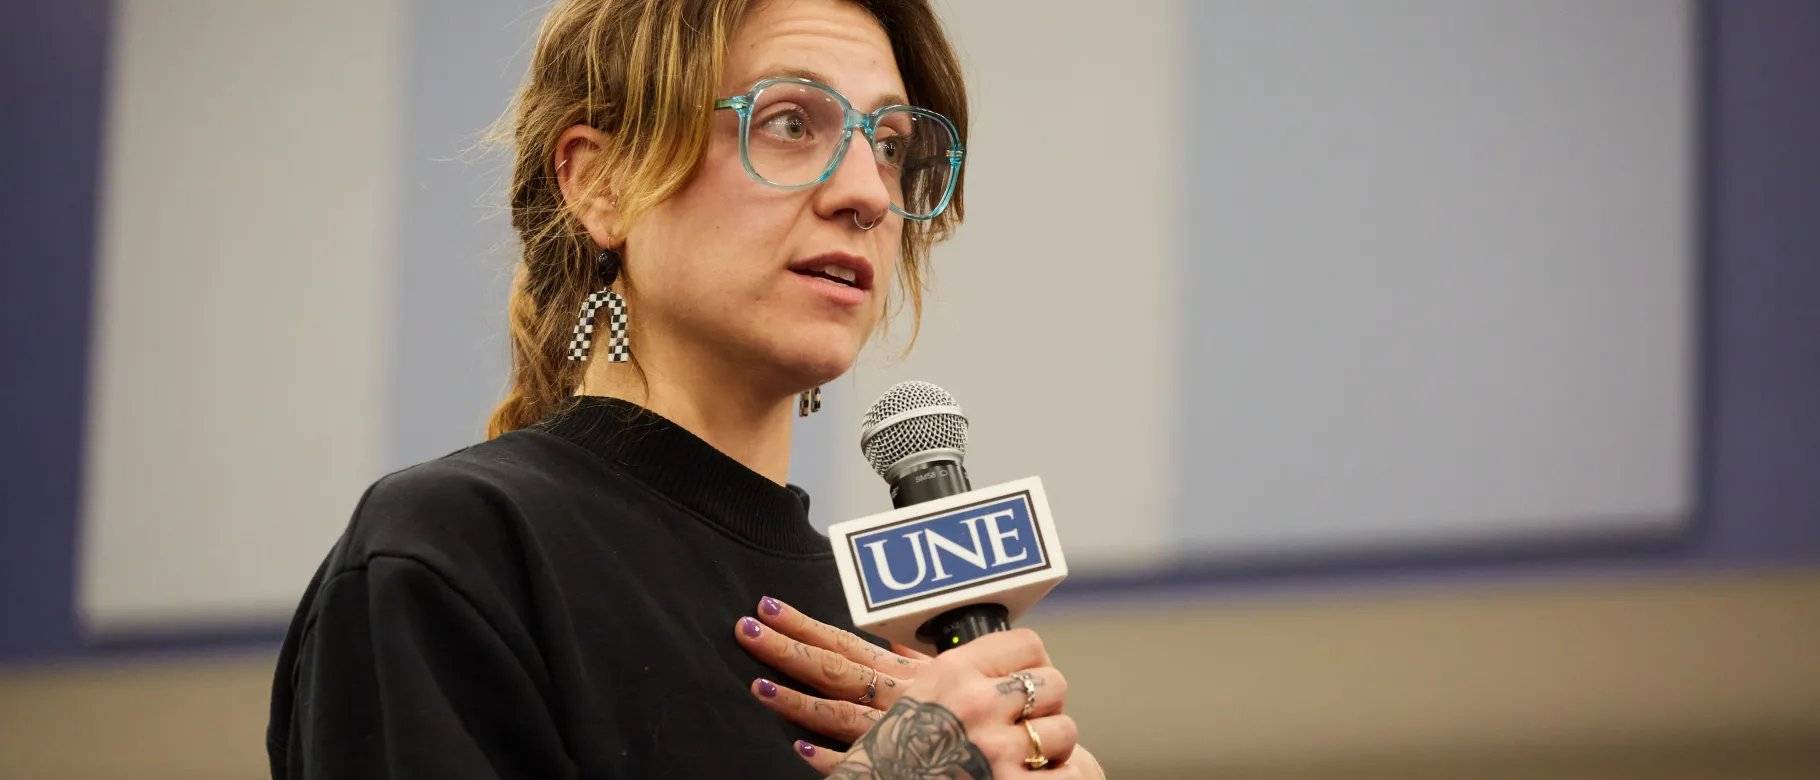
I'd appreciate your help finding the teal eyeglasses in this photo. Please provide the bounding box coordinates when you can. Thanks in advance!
[713,77,965,221]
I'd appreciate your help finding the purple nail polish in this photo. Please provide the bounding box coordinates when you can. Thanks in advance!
[795,740,817,758]
[757,679,778,698]
[740,616,762,639]
[760,596,783,616]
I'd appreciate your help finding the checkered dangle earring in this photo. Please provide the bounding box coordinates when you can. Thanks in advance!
[567,248,629,363]
[797,386,822,417]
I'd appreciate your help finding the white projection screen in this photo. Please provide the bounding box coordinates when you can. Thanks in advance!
[79,0,402,634]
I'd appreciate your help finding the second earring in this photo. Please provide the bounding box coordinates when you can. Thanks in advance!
[798,387,822,417]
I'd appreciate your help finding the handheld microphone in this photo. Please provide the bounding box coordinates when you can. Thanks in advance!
[828,382,1068,655]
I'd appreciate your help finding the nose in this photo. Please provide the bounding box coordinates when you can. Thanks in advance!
[812,112,894,228]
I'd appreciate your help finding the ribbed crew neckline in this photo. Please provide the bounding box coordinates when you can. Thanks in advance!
[534,396,828,555]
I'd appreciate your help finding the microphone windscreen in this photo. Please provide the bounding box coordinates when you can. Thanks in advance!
[859,381,969,479]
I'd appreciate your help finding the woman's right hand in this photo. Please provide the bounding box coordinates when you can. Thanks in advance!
[813,628,1083,779]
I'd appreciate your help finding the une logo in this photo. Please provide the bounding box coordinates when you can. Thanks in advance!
[852,495,1047,607]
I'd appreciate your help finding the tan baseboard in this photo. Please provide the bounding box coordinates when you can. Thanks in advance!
[0,650,277,780]
[1025,567,1820,775]
[1117,733,1820,780]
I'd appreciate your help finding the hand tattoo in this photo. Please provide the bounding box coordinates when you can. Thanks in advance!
[826,698,991,779]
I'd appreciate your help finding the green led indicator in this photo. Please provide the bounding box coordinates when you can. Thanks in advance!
[950,636,960,645]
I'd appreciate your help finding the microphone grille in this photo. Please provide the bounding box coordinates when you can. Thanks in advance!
[860,381,969,478]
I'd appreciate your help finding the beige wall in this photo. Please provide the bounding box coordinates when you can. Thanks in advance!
[6,568,1817,779]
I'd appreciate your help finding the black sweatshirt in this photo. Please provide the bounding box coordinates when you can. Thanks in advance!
[267,397,875,779]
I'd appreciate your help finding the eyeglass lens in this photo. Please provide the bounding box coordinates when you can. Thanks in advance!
[746,82,955,218]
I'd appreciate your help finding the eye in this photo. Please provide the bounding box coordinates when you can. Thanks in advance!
[757,107,810,141]
[874,137,903,166]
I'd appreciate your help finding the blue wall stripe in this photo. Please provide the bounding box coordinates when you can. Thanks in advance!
[1700,0,1820,560]
[0,0,113,664]
[387,0,531,470]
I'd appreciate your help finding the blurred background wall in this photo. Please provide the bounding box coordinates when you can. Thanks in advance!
[3,0,1817,778]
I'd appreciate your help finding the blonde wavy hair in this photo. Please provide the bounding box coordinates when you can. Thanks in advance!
[486,0,969,437]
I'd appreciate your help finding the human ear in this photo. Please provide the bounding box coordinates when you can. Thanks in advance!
[554,124,623,248]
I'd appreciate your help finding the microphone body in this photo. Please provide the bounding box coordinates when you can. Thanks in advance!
[889,458,970,509]
[887,457,1007,650]
[830,382,1067,655]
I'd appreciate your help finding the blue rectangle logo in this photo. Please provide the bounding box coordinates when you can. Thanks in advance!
[849,492,1050,610]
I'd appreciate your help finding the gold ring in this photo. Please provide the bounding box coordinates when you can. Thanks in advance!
[1022,718,1048,770]
[856,666,879,705]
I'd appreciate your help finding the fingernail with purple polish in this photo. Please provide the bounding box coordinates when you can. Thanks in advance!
[795,740,817,758]
[740,617,762,639]
[761,596,783,616]
[757,679,778,698]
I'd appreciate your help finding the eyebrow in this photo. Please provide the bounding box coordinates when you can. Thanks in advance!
[745,66,909,109]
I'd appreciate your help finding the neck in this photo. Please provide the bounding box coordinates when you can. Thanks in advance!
[577,340,797,485]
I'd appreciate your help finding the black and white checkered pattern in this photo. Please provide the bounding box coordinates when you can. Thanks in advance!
[797,386,822,417]
[567,289,628,363]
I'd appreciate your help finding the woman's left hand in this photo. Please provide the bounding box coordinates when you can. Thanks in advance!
[735,595,929,746]
[734,596,1107,777]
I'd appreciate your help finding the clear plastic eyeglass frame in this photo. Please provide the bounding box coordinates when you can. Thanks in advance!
[713,77,965,221]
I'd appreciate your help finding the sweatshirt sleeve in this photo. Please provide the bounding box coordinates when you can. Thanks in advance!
[277,554,580,780]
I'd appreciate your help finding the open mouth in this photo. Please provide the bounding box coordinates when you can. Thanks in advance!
[788,252,874,292]
[796,264,861,288]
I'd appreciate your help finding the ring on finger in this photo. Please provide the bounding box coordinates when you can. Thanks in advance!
[1022,718,1048,770]
[1008,671,1037,721]
[856,666,879,705]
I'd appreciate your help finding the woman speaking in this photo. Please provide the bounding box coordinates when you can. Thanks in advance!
[266,0,1100,777]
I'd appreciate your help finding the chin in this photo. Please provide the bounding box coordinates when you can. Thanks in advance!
[791,347,859,388]
[768,330,863,389]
